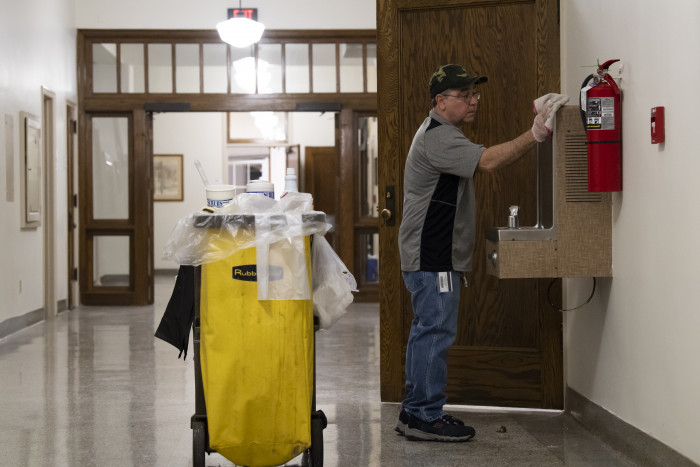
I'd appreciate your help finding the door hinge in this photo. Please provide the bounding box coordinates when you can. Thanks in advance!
[73,193,78,207]
[71,119,77,134]
[73,267,78,281]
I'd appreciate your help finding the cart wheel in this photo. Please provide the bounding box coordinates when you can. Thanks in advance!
[310,410,326,466]
[193,421,206,467]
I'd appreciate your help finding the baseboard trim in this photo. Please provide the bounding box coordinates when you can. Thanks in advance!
[0,300,70,340]
[155,268,179,276]
[0,308,44,340]
[566,387,698,467]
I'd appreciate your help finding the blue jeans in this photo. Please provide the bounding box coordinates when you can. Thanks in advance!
[402,270,461,422]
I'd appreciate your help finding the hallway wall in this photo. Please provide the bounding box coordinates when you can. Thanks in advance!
[0,0,77,325]
[561,0,700,463]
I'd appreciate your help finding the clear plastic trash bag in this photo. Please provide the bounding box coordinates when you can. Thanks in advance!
[311,234,358,329]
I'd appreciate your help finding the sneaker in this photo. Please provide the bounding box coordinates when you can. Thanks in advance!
[403,414,476,442]
[442,414,465,426]
[395,408,411,435]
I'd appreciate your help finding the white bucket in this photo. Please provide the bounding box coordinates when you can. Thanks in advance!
[206,184,236,208]
[246,180,274,199]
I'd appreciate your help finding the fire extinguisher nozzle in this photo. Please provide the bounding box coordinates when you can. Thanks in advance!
[599,59,621,72]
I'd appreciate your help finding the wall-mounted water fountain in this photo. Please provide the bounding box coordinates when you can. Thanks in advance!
[484,106,613,279]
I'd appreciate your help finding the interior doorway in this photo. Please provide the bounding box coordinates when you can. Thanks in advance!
[77,28,377,306]
[150,110,379,302]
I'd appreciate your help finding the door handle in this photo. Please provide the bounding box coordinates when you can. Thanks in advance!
[383,186,395,226]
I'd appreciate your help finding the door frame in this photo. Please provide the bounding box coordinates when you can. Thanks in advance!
[66,101,78,309]
[77,29,377,306]
[42,87,57,318]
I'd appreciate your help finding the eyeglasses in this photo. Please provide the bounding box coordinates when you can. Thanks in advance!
[441,92,481,102]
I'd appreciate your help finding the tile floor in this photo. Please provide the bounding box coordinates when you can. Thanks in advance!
[0,275,643,466]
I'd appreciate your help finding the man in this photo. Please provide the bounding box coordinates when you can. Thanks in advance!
[396,64,567,442]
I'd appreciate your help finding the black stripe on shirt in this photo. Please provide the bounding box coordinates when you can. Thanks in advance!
[426,118,442,132]
[420,173,458,271]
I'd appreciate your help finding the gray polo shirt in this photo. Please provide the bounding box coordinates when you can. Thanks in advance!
[399,109,485,272]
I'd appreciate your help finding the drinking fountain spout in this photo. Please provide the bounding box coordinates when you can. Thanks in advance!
[508,205,519,229]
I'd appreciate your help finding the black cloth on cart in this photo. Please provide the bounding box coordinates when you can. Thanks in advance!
[155,265,195,359]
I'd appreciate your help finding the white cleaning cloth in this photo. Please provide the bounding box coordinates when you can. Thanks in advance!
[533,93,570,131]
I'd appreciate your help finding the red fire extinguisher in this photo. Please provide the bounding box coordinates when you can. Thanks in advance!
[580,59,622,192]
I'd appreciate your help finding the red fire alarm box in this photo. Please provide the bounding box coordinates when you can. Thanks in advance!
[651,107,665,144]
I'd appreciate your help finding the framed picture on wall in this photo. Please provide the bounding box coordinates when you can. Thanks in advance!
[20,111,42,229]
[153,154,184,201]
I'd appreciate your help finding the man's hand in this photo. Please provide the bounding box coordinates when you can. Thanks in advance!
[534,93,570,132]
[531,101,553,142]
[531,93,570,141]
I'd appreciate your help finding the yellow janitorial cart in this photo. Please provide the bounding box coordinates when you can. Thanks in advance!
[187,211,328,467]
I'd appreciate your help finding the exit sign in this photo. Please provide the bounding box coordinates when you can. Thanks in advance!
[227,8,258,21]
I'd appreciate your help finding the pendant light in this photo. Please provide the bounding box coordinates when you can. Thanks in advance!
[216,2,265,48]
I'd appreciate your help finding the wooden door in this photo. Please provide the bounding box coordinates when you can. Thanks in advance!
[79,110,153,305]
[305,146,338,248]
[378,0,563,408]
[306,111,380,303]
[351,114,380,303]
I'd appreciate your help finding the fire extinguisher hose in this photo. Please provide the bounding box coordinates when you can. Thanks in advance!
[579,73,594,131]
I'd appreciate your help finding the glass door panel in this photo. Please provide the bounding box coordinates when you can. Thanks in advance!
[91,117,129,219]
[358,116,379,218]
[176,44,200,93]
[356,232,379,285]
[203,43,228,93]
[93,43,117,93]
[231,48,255,94]
[285,44,310,93]
[340,43,364,93]
[312,44,336,93]
[93,235,130,287]
[366,44,377,93]
[258,44,282,94]
[148,44,173,93]
[120,44,145,93]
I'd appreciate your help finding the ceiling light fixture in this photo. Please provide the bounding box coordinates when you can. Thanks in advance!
[216,2,265,48]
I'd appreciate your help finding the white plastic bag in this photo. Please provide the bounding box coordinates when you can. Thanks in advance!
[255,214,310,301]
[311,234,357,329]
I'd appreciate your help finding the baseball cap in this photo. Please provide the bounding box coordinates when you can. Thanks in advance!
[429,64,488,98]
